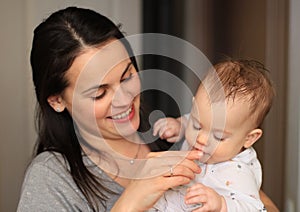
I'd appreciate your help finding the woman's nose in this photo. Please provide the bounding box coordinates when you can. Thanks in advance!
[111,85,133,107]
[196,132,209,146]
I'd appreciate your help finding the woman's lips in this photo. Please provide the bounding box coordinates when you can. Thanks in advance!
[108,105,135,123]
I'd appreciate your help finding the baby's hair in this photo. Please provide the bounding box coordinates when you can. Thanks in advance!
[202,59,275,127]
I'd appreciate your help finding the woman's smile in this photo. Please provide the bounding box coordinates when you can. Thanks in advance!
[109,104,135,123]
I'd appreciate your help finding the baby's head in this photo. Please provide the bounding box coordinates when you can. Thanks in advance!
[185,59,275,163]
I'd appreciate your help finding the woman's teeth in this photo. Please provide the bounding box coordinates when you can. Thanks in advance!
[111,107,132,120]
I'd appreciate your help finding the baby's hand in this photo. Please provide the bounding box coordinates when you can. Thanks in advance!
[185,183,227,212]
[152,117,186,143]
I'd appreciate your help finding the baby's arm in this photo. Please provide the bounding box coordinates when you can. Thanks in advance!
[185,161,265,211]
[185,183,227,212]
[153,115,188,143]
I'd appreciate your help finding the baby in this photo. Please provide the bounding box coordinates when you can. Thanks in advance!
[152,59,275,211]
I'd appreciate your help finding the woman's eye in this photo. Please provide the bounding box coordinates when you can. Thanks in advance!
[121,72,133,83]
[92,90,106,100]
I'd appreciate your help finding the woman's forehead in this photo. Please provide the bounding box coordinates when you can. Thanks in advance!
[66,40,130,88]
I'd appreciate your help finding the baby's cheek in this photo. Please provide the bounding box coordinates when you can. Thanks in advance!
[209,146,231,163]
[185,127,198,147]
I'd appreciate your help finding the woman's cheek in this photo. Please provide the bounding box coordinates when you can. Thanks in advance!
[70,98,102,134]
[126,74,141,97]
[94,100,110,119]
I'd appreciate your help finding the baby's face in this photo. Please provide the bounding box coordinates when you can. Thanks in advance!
[185,86,256,164]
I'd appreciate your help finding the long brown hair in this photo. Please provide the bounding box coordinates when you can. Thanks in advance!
[31,7,140,211]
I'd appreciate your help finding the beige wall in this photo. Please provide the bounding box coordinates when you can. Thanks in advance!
[0,1,141,211]
[285,0,300,210]
[0,1,29,211]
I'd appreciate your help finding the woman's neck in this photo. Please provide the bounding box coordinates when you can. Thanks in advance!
[104,133,144,158]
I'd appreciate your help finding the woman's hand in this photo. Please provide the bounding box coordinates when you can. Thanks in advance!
[111,150,202,211]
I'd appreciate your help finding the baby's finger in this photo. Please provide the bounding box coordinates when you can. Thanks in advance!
[152,123,163,136]
[152,123,161,136]
[188,183,206,191]
[163,129,175,137]
[153,118,167,136]
[158,126,168,138]
[161,128,177,140]
[185,195,207,208]
[186,187,205,199]
[191,203,210,212]
[166,136,179,143]
[153,118,167,129]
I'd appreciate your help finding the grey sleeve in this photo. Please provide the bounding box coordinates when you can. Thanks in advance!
[17,161,91,212]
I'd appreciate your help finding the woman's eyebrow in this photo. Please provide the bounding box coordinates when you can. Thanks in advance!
[81,62,132,95]
[81,84,108,95]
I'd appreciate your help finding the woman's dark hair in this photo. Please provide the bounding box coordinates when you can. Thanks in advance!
[31,6,140,211]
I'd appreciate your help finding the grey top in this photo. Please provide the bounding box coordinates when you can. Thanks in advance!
[17,152,124,212]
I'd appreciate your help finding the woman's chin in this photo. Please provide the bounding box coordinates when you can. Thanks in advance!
[115,107,140,137]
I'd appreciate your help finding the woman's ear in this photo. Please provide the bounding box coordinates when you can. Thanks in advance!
[47,95,66,113]
[244,129,263,148]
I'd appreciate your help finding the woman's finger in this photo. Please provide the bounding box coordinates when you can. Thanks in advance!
[146,151,203,174]
[161,175,192,190]
[162,164,197,180]
[142,151,202,179]
[147,150,203,160]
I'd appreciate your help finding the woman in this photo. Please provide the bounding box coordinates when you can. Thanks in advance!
[17,6,201,211]
[18,6,278,212]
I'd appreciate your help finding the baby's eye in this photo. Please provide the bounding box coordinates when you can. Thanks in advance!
[193,125,201,130]
[213,133,225,142]
[192,122,201,130]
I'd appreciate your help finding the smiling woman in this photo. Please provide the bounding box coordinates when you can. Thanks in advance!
[57,41,142,141]
[16,6,202,212]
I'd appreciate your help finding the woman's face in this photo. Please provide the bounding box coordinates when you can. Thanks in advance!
[61,39,141,140]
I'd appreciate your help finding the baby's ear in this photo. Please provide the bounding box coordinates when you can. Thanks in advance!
[47,95,66,113]
[244,129,263,148]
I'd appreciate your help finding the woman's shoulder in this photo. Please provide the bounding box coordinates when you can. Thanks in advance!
[23,151,73,185]
[32,151,63,162]
[18,152,90,211]
[29,151,69,171]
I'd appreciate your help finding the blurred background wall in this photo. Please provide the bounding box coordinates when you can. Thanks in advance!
[0,0,299,211]
[0,1,141,211]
